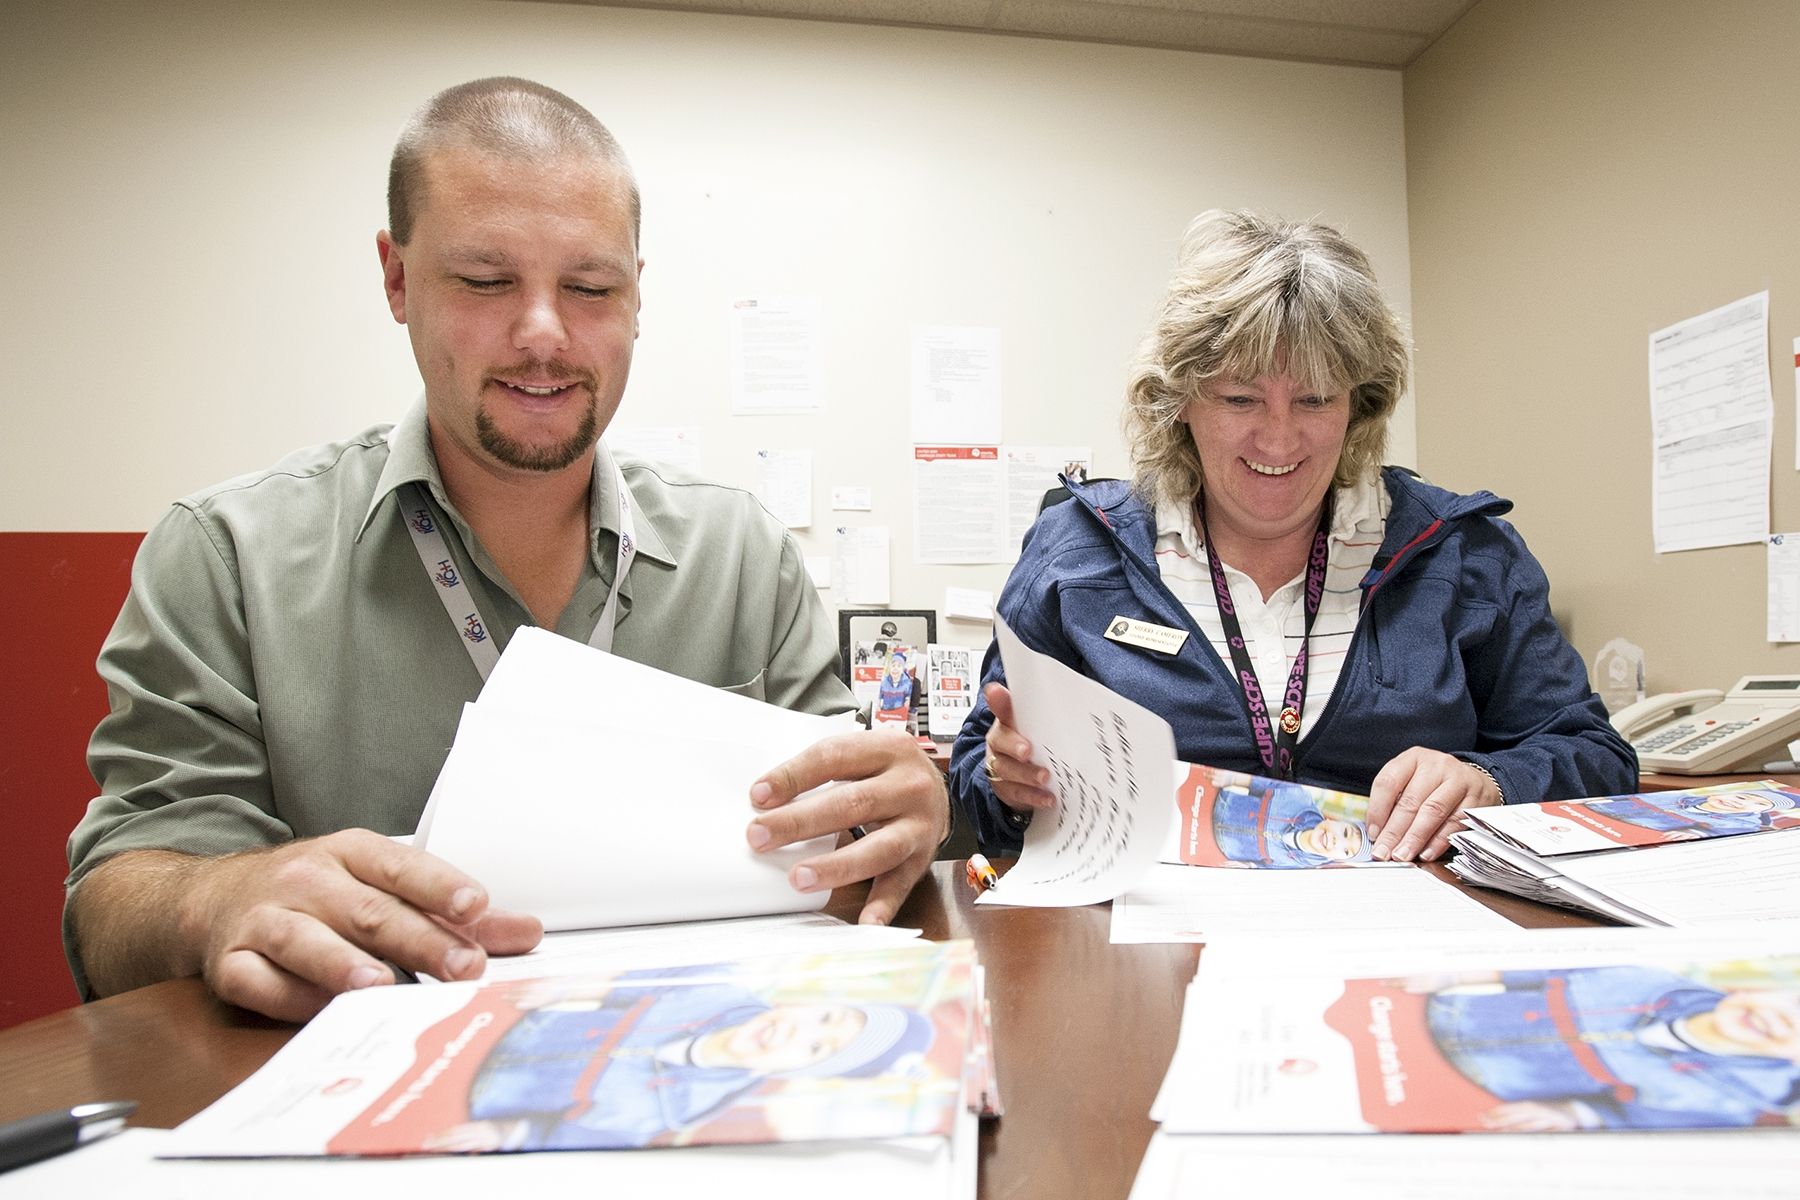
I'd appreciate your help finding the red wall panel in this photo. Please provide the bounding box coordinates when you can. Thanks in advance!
[1,532,142,1029]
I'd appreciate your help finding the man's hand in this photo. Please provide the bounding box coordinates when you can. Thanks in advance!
[1365,747,1502,863]
[746,725,949,925]
[74,832,542,1023]
[981,683,1054,818]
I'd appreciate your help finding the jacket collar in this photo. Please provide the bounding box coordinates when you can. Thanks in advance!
[1060,467,1514,590]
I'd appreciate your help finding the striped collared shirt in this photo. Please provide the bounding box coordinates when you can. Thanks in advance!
[1153,475,1388,741]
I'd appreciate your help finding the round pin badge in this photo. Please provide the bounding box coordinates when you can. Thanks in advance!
[1279,707,1301,735]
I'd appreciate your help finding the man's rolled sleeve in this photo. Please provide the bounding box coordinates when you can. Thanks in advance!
[69,503,293,886]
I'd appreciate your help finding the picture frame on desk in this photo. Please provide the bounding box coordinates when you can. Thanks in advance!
[837,609,937,685]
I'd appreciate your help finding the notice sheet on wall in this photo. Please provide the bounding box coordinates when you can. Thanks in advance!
[913,446,1004,563]
[833,525,891,605]
[911,326,1001,445]
[729,296,824,414]
[755,448,813,528]
[1770,532,1800,642]
[1648,291,1770,552]
[1004,445,1092,557]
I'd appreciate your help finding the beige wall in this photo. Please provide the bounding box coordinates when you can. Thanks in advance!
[1405,0,1800,692]
[1,0,1410,646]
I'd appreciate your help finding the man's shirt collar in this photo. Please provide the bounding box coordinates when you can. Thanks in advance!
[356,399,677,570]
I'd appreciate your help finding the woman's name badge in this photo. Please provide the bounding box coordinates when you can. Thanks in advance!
[1103,616,1188,655]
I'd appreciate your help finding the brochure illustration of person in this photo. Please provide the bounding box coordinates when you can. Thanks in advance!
[1210,780,1371,867]
[1584,789,1800,839]
[425,966,935,1151]
[1413,965,1800,1130]
[878,650,915,724]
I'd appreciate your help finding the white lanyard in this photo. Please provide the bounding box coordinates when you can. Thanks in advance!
[401,460,638,680]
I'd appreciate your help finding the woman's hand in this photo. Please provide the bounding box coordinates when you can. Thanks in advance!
[1365,747,1502,862]
[981,683,1055,819]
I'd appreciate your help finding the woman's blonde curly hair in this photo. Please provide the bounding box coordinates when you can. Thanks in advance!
[1124,210,1411,513]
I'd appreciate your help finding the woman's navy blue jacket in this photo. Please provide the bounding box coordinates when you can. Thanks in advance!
[949,468,1638,855]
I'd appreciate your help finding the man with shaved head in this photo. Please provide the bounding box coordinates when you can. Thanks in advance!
[66,78,948,1023]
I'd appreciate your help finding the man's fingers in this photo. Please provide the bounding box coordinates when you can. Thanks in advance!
[236,842,490,985]
[331,828,490,925]
[789,827,914,895]
[751,777,890,851]
[208,946,340,1024]
[463,908,545,957]
[752,728,909,809]
[858,861,927,926]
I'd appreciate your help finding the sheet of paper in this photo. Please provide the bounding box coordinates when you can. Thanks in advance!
[1154,938,1800,1134]
[3,1123,974,1200]
[755,448,813,528]
[469,913,922,983]
[1770,532,1800,641]
[415,629,847,929]
[803,554,830,588]
[833,525,890,605]
[975,616,1175,907]
[729,296,824,414]
[1554,827,1800,925]
[1130,1131,1800,1200]
[831,486,872,511]
[910,326,1001,445]
[423,705,830,929]
[942,586,993,622]
[606,426,701,473]
[1003,444,1091,557]
[913,446,1004,564]
[1649,291,1771,552]
[1109,862,1515,944]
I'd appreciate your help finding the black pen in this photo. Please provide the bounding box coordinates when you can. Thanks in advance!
[0,1102,136,1174]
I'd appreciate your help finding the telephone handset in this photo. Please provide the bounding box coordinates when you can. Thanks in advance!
[1611,689,1724,742]
[1613,676,1800,775]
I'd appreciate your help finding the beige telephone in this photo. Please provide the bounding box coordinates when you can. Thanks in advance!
[1612,676,1800,774]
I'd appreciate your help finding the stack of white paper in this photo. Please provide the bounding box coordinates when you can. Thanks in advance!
[416,628,848,930]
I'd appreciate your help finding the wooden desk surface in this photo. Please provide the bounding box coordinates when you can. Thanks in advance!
[0,862,1596,1198]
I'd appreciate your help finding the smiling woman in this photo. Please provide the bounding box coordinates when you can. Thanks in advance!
[950,210,1638,865]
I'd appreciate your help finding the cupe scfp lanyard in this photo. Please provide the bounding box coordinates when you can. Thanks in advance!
[401,459,638,681]
[1195,490,1332,781]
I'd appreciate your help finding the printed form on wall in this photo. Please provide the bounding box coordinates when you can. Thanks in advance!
[911,326,1001,445]
[1770,533,1800,642]
[1648,291,1770,552]
[913,446,1004,563]
[729,297,824,414]
[832,525,890,606]
[754,448,812,528]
